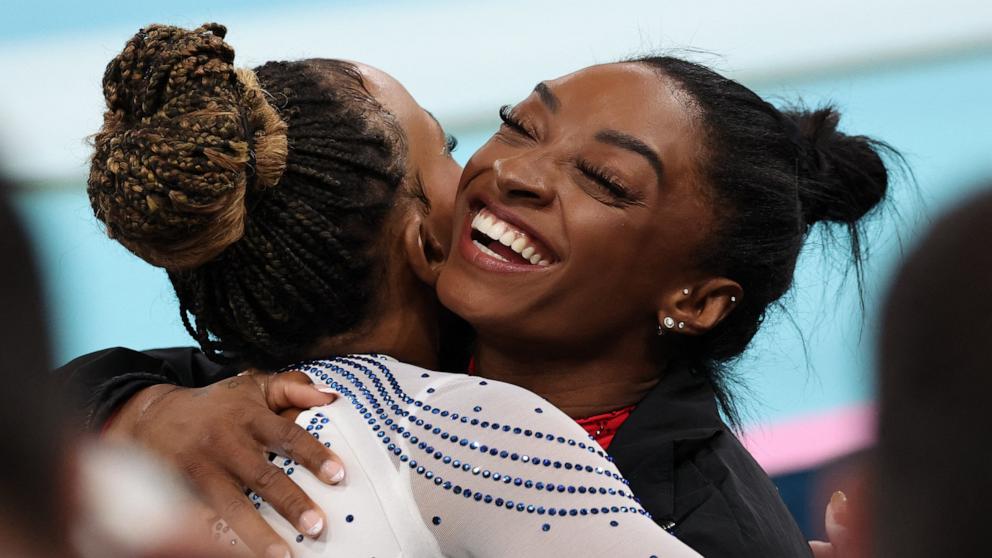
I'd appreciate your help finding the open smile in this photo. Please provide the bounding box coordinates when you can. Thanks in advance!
[459,204,560,272]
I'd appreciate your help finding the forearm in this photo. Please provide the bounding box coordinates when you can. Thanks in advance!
[53,346,234,431]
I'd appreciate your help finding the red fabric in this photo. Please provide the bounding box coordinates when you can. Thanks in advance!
[467,357,635,450]
[575,405,636,450]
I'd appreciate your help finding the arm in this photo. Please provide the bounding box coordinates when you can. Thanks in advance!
[55,347,347,557]
[54,346,230,430]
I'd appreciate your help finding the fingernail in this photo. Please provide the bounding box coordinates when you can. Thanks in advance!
[313,384,337,395]
[321,460,345,484]
[299,509,324,537]
[831,490,849,515]
[265,543,291,558]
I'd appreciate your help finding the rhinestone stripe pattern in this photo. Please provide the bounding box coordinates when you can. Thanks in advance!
[286,355,651,521]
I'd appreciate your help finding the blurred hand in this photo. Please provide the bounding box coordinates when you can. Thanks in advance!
[106,371,342,558]
[809,491,851,558]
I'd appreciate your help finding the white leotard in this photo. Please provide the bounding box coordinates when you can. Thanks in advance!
[233,354,700,557]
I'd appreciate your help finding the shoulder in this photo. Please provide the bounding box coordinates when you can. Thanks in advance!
[672,430,811,557]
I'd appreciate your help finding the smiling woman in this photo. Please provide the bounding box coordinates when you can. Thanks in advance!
[437,57,895,557]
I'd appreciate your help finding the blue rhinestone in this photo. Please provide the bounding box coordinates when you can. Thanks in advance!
[537,507,546,515]
[432,516,442,525]
[479,380,488,385]
[495,498,504,507]
[454,486,462,495]
[473,406,482,412]
[610,520,619,527]
[426,388,436,393]
[296,534,304,542]
[421,373,429,378]
[535,408,544,413]
[542,523,551,532]
[346,514,354,523]
[484,495,493,503]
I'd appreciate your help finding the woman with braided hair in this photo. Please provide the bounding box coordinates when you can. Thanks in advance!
[60,17,901,557]
[79,23,699,558]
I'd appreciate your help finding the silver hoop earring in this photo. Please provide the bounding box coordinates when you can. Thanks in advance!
[663,316,676,329]
[678,321,685,329]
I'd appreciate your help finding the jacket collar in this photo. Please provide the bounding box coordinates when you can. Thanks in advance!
[607,360,725,521]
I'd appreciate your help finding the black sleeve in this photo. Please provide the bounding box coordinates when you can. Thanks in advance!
[54,346,236,431]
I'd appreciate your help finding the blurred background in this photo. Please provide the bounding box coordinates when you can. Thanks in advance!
[2,0,990,539]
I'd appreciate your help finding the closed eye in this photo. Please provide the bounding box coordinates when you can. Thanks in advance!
[576,160,642,206]
[498,105,536,140]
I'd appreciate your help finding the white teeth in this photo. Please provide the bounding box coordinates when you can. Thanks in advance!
[473,240,508,262]
[489,221,507,239]
[470,208,555,266]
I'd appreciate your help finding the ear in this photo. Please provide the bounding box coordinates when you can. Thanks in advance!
[655,277,742,336]
[402,213,446,288]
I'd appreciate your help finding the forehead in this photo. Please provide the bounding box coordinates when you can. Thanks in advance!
[542,62,698,149]
[354,63,415,119]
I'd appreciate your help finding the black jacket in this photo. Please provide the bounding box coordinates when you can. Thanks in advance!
[56,347,811,557]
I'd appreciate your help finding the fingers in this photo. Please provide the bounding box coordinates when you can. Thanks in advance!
[808,540,836,558]
[253,412,345,485]
[184,462,293,558]
[825,491,851,550]
[229,450,328,541]
[267,371,337,411]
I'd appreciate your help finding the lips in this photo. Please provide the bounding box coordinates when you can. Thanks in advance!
[459,203,559,272]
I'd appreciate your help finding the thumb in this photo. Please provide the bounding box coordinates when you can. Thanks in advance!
[809,540,835,558]
[825,491,851,551]
[265,370,337,411]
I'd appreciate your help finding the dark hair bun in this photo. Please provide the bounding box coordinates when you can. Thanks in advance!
[786,107,889,227]
[88,23,287,270]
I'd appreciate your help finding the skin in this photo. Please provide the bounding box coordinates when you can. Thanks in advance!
[437,62,741,417]
[110,62,461,558]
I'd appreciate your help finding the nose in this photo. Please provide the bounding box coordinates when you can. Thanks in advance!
[492,155,555,207]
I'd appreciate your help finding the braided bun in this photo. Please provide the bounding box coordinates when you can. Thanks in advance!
[88,23,287,270]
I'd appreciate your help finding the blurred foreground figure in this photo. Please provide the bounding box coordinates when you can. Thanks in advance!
[875,184,992,558]
[0,176,223,558]
[812,184,992,558]
[0,175,74,557]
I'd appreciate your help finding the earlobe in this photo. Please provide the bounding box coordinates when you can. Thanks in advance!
[403,216,446,288]
[656,278,742,336]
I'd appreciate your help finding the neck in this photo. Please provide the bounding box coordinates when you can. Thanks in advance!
[309,268,441,370]
[472,331,667,419]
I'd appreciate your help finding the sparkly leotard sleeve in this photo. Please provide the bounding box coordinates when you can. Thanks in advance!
[233,354,700,557]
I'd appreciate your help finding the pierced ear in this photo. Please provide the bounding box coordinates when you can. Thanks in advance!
[656,278,742,336]
[402,215,446,288]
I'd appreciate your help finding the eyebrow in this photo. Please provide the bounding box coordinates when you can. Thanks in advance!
[534,82,560,113]
[594,130,664,184]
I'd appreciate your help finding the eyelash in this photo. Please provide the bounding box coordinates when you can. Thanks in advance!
[576,160,636,203]
[445,134,458,153]
[498,105,535,139]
